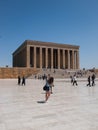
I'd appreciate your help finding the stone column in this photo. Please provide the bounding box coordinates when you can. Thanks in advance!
[74,51,76,69]
[58,49,60,69]
[26,45,30,67]
[63,50,65,69]
[34,46,36,68]
[68,50,70,69]
[72,50,75,69]
[76,50,79,69]
[40,47,42,69]
[51,48,53,69]
[45,48,48,69]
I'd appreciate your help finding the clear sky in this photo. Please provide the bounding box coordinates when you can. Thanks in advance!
[0,0,98,69]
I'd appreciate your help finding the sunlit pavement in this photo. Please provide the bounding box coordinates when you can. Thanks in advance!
[0,78,98,130]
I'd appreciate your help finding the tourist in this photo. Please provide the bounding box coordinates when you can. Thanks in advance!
[91,73,96,86]
[73,75,78,86]
[87,75,91,87]
[22,76,26,85]
[70,75,73,84]
[34,75,37,79]
[18,76,21,85]
[46,74,54,94]
[50,76,54,94]
[45,77,54,102]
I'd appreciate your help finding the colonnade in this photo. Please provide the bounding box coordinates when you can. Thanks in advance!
[27,46,79,69]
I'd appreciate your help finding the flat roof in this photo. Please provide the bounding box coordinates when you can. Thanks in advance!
[13,40,80,55]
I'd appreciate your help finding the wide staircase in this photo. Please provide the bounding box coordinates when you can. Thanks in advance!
[29,69,81,79]
[28,68,98,79]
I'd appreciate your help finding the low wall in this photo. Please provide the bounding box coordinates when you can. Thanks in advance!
[0,67,39,78]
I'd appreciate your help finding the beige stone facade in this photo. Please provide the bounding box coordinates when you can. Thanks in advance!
[13,40,80,69]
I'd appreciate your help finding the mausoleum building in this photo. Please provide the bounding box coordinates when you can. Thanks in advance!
[12,40,80,69]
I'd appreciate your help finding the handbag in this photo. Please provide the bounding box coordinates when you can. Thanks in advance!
[43,85,47,91]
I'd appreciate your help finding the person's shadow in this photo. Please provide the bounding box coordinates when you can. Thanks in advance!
[37,100,46,103]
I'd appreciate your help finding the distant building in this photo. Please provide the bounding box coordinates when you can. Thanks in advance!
[12,40,80,69]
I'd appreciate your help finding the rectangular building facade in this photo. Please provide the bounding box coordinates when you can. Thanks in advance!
[12,40,80,69]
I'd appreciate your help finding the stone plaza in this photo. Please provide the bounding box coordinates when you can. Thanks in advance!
[0,78,98,130]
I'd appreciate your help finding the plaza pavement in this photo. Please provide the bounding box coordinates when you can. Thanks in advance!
[0,78,98,130]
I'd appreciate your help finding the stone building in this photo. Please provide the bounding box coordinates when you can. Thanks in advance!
[12,40,80,69]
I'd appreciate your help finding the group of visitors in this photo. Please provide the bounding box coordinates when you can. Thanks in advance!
[18,73,54,102]
[34,74,47,80]
[18,76,26,86]
[70,73,96,87]
[17,72,96,103]
[87,74,96,87]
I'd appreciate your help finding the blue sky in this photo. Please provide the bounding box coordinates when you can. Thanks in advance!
[0,0,98,69]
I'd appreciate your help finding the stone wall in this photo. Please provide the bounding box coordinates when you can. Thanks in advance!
[0,67,39,78]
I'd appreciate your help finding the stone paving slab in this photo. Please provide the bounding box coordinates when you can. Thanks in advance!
[0,78,98,130]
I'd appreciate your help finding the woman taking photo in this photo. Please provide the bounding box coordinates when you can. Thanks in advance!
[45,77,54,102]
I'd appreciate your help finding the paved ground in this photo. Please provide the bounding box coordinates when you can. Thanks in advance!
[0,78,98,130]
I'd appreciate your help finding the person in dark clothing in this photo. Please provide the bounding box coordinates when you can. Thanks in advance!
[87,76,91,87]
[18,76,21,85]
[70,75,73,84]
[92,74,96,86]
[22,76,26,86]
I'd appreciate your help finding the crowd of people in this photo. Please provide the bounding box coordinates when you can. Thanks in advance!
[70,73,96,87]
[17,72,96,103]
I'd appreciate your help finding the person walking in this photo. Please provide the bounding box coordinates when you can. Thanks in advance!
[45,77,54,102]
[73,75,78,86]
[70,75,73,85]
[22,76,26,86]
[87,75,91,87]
[46,74,54,94]
[50,77,54,94]
[92,73,96,86]
[18,76,21,85]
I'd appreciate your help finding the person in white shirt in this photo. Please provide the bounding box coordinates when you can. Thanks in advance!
[73,75,78,86]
